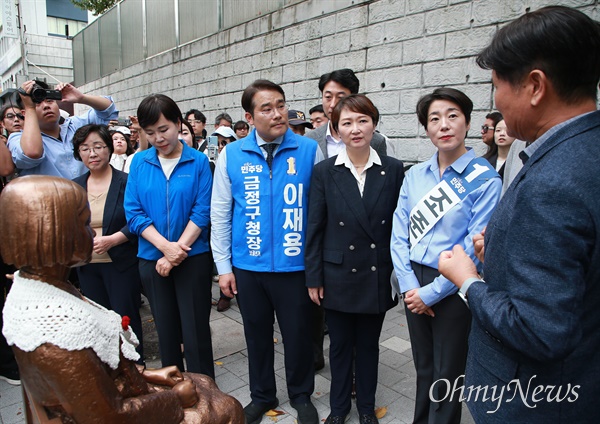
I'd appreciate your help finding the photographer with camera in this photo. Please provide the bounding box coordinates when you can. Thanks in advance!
[8,80,118,178]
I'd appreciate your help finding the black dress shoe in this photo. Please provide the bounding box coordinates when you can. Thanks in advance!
[359,413,379,424]
[216,297,231,312]
[290,400,319,424]
[244,398,279,424]
[324,414,347,424]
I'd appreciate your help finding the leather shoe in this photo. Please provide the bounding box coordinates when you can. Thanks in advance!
[290,400,318,424]
[324,414,347,424]
[244,399,279,424]
[359,414,379,424]
[216,297,231,312]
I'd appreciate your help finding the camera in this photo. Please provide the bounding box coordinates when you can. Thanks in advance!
[207,135,219,161]
[30,84,62,103]
[117,117,132,127]
[18,84,62,103]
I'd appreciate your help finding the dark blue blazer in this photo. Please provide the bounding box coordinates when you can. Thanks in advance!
[73,166,139,272]
[305,155,403,314]
[465,111,600,423]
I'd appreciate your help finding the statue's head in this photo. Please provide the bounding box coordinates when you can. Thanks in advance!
[0,176,93,269]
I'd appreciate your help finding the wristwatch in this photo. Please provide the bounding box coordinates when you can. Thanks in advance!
[457,277,483,307]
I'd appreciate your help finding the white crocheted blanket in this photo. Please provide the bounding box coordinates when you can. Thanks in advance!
[2,271,140,370]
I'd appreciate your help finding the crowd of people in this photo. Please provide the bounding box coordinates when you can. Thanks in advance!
[0,5,599,424]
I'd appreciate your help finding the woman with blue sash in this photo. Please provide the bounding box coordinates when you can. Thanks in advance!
[391,88,502,424]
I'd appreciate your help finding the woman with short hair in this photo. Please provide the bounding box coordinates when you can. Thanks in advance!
[391,88,502,424]
[72,124,143,361]
[305,94,404,424]
[125,94,214,377]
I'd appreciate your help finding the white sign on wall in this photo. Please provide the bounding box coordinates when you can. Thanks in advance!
[2,0,18,39]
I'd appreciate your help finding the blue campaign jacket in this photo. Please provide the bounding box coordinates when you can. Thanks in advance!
[226,128,319,272]
[124,142,212,261]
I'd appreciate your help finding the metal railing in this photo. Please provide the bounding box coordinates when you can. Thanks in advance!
[72,0,302,86]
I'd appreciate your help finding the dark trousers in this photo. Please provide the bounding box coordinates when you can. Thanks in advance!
[312,304,325,366]
[326,309,386,416]
[77,261,144,361]
[234,268,314,405]
[406,262,471,424]
[139,253,214,378]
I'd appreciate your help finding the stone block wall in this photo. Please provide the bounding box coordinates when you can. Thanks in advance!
[76,0,598,163]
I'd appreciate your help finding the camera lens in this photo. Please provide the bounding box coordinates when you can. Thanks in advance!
[30,85,47,103]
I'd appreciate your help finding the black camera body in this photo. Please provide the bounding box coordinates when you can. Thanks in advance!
[18,84,62,103]
[30,84,62,103]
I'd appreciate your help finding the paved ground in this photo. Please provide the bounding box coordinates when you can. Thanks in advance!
[0,282,475,423]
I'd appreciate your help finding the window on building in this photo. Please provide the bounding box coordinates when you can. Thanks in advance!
[47,16,87,38]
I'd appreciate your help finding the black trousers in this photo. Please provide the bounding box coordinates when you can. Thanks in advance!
[139,253,214,378]
[77,261,144,361]
[405,262,471,424]
[326,308,386,416]
[234,268,314,405]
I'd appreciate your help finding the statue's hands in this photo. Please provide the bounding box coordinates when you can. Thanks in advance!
[141,365,183,387]
[172,379,198,408]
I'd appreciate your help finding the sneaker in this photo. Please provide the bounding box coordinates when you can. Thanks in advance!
[290,400,318,424]
[244,398,279,424]
[0,369,20,386]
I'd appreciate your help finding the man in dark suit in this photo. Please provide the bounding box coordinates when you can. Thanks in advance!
[306,69,386,159]
[438,6,600,423]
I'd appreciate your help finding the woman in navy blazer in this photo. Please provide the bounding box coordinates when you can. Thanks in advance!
[72,124,143,361]
[305,95,404,424]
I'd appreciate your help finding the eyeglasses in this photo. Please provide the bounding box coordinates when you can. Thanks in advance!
[259,104,288,118]
[188,119,204,125]
[79,145,108,155]
[481,125,494,133]
[4,113,24,121]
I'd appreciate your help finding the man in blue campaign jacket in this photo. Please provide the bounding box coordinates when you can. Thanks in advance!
[211,80,323,424]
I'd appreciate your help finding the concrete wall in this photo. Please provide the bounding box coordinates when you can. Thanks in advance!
[76,0,599,163]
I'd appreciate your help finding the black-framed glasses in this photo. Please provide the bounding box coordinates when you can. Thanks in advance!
[79,145,108,155]
[4,113,24,121]
[481,125,494,133]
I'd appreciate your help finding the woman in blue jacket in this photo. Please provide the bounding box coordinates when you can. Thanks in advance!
[125,94,214,378]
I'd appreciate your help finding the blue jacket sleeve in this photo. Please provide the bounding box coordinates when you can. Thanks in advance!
[124,154,153,235]
[391,177,421,296]
[189,154,212,231]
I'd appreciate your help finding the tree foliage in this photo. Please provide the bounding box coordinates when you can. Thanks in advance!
[71,0,118,16]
